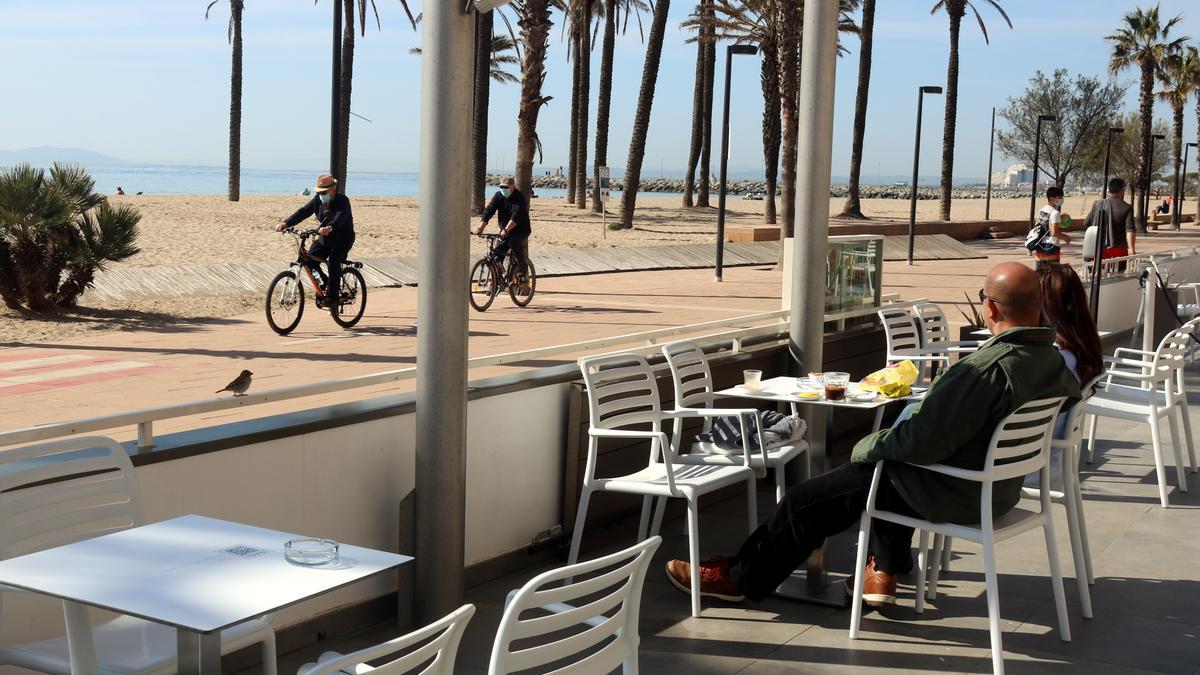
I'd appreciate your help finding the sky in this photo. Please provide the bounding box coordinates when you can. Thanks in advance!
[1,0,1198,181]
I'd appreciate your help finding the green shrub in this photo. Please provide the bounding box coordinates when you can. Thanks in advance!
[0,163,141,311]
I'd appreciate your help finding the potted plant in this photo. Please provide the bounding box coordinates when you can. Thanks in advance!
[956,291,986,342]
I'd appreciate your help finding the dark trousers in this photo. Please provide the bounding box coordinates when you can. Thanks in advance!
[728,462,919,602]
[307,236,353,305]
[492,233,529,277]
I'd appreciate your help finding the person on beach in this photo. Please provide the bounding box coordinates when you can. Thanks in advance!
[115,186,125,196]
[663,263,1080,608]
[475,176,532,281]
[1083,177,1136,270]
[1031,186,1070,269]
[276,174,356,311]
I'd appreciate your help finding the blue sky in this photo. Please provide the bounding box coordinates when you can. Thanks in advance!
[1,0,1197,180]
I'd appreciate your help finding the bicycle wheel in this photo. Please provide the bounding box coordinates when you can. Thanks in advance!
[509,259,537,307]
[331,268,367,328]
[469,258,499,312]
[266,270,305,335]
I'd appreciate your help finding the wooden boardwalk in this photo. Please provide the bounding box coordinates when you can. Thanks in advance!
[88,235,981,301]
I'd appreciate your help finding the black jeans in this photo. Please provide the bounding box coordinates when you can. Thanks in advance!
[307,236,354,305]
[728,462,919,602]
[492,232,529,277]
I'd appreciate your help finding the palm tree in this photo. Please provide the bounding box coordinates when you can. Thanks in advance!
[617,0,671,229]
[682,29,706,208]
[328,0,416,193]
[1157,45,1199,230]
[931,0,1011,221]
[1108,4,1188,231]
[591,0,645,213]
[515,0,555,199]
[839,0,874,219]
[696,0,717,208]
[205,0,245,203]
[565,0,597,208]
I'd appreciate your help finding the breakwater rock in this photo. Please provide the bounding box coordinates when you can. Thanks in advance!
[486,174,1024,200]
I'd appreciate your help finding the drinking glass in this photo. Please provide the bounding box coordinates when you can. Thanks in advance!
[743,369,762,391]
[823,372,850,401]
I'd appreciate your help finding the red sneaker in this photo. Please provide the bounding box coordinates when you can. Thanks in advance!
[665,555,745,602]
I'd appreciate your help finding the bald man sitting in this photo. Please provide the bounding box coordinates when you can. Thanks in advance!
[665,262,1082,607]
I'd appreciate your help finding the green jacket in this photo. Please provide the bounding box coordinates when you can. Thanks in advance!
[851,327,1081,524]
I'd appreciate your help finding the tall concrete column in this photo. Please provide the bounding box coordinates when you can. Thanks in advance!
[789,0,837,375]
[415,1,473,623]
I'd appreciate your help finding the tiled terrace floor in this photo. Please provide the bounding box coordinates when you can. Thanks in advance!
[274,366,1200,674]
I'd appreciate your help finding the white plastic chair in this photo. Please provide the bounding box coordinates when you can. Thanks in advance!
[0,436,277,675]
[912,302,983,355]
[877,307,950,384]
[1084,327,1196,507]
[490,536,660,674]
[849,397,1071,675]
[298,604,475,675]
[570,354,756,618]
[660,340,809,503]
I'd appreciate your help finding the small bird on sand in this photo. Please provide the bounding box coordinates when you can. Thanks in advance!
[216,370,254,396]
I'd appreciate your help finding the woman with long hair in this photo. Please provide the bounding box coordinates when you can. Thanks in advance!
[1038,264,1103,388]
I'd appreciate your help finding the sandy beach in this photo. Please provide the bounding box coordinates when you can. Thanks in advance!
[103,193,1048,269]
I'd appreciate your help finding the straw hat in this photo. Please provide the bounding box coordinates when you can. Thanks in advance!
[314,174,338,193]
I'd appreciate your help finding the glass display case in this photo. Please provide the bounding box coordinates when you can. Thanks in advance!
[825,235,883,320]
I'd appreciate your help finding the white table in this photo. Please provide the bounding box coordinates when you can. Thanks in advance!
[0,514,411,675]
[715,376,925,606]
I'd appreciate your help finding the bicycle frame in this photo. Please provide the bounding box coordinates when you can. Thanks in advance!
[282,230,329,304]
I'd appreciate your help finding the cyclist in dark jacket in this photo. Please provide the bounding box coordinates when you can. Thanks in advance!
[276,173,355,309]
[475,176,531,278]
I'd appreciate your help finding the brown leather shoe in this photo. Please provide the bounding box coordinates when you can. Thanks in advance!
[665,555,745,602]
[845,555,897,608]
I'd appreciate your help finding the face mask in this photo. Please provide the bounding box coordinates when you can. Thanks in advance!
[503,188,512,198]
[318,193,332,204]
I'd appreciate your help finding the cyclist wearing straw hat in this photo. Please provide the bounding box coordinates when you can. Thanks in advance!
[276,173,356,310]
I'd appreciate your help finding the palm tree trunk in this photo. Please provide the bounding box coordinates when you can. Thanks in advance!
[337,0,355,191]
[759,41,779,225]
[575,0,592,211]
[567,27,581,204]
[697,0,716,208]
[515,0,553,200]
[1137,60,1154,232]
[591,0,616,213]
[938,11,961,221]
[227,0,243,202]
[617,0,671,229]
[778,0,800,245]
[1171,103,1183,230]
[839,0,874,219]
[683,38,705,208]
[471,11,494,215]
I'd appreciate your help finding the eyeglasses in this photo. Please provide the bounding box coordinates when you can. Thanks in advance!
[978,288,1004,305]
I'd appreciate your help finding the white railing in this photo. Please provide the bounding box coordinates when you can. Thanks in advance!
[0,298,918,451]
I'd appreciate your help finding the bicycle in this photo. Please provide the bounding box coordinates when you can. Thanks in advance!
[265,227,367,335]
[469,233,537,312]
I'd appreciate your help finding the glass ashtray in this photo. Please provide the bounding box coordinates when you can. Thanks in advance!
[284,538,340,566]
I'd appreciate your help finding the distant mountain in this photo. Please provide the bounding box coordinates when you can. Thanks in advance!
[0,146,131,168]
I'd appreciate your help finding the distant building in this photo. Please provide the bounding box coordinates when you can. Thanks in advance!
[990,164,1032,188]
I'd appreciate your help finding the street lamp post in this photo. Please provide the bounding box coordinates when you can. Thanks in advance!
[1178,141,1197,229]
[1143,133,1165,231]
[985,106,995,221]
[907,85,943,265]
[329,0,342,178]
[1091,126,1124,321]
[715,43,759,282]
[1028,114,1057,231]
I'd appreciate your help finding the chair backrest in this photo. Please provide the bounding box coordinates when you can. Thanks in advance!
[1149,327,1192,394]
[878,307,922,355]
[0,436,143,562]
[912,303,953,347]
[983,397,1067,484]
[660,340,714,410]
[578,353,663,432]
[488,536,661,675]
[300,604,476,675]
[1059,375,1104,445]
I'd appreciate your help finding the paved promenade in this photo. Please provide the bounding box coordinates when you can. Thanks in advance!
[3,231,1200,442]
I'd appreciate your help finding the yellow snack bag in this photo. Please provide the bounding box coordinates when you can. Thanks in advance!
[859,360,919,393]
[879,382,912,399]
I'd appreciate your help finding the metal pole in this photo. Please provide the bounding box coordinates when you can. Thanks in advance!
[985,106,995,221]
[1092,128,1118,321]
[1184,142,1195,226]
[415,0,472,623]
[907,90,925,266]
[715,46,733,282]
[790,0,837,597]
[330,0,342,177]
[1029,117,1044,229]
